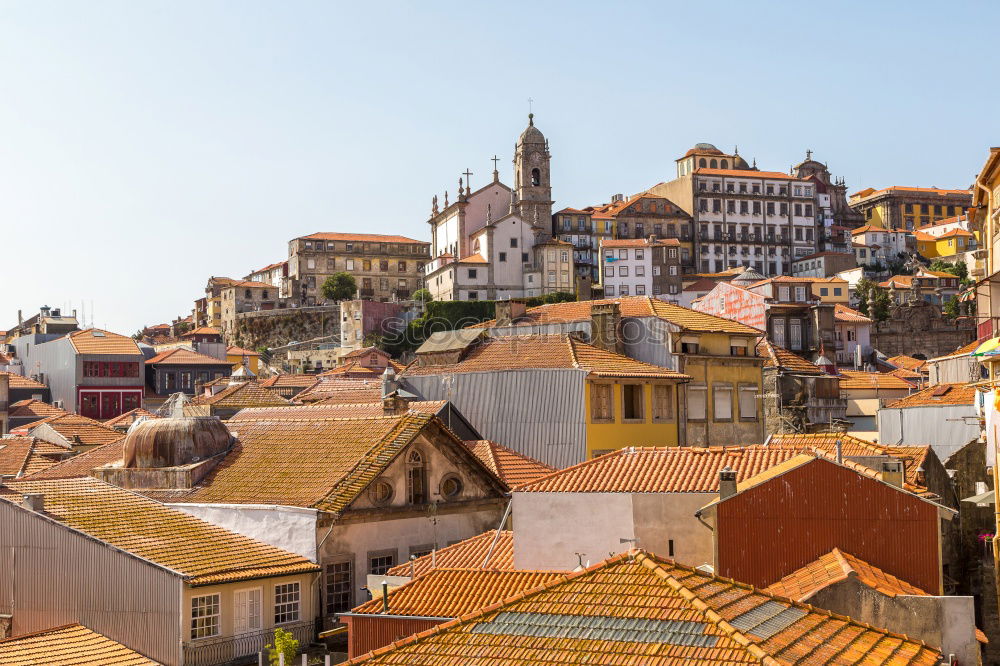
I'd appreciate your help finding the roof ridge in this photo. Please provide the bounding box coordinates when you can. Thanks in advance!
[511,447,628,491]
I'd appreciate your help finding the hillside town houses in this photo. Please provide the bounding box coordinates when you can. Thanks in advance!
[4,116,1000,666]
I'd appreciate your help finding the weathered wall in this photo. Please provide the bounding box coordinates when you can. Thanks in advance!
[809,580,978,666]
[872,301,974,359]
[227,305,341,351]
[168,503,319,561]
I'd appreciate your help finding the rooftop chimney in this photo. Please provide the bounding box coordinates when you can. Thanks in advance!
[381,365,397,398]
[382,392,409,416]
[590,302,622,355]
[718,467,737,500]
[23,493,44,513]
[495,300,527,327]
[381,580,389,614]
[880,460,904,488]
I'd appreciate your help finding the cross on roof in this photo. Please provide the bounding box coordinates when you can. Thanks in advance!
[463,168,473,192]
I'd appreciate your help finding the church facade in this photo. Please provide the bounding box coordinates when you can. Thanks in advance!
[423,115,573,301]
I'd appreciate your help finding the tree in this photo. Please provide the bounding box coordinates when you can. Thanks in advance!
[321,272,357,302]
[412,288,433,303]
[855,278,874,317]
[265,627,298,666]
[930,259,969,283]
[944,295,960,319]
[870,286,892,322]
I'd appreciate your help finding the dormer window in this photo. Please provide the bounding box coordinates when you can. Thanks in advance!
[406,449,427,504]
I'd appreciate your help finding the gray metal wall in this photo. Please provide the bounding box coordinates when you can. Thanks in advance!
[0,501,182,665]
[877,405,981,461]
[403,369,587,468]
[928,355,982,385]
[12,335,79,411]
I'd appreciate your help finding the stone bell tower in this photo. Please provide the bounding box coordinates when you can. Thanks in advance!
[513,113,553,228]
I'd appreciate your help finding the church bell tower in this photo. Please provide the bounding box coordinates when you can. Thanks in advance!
[513,113,553,228]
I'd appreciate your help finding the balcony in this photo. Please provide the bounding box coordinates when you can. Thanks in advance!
[358,288,374,298]
[182,620,313,666]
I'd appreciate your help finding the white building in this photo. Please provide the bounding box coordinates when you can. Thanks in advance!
[600,237,681,299]
[851,225,913,267]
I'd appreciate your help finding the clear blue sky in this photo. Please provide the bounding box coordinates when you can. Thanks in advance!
[1,0,994,334]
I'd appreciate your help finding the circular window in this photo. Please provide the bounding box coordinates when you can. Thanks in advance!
[368,479,394,506]
[439,474,463,500]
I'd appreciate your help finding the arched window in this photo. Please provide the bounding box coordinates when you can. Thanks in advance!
[699,158,707,168]
[720,159,728,169]
[531,168,541,186]
[710,159,718,168]
[406,449,427,504]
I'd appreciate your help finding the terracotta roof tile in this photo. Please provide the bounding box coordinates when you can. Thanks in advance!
[67,329,142,355]
[855,185,971,198]
[837,370,915,390]
[103,408,160,429]
[470,296,760,335]
[146,347,232,366]
[764,548,930,601]
[181,326,221,337]
[0,436,69,478]
[229,402,447,421]
[345,346,391,359]
[516,446,804,493]
[694,167,804,180]
[886,355,928,372]
[12,414,125,447]
[465,440,554,486]
[7,399,67,420]
[21,439,127,480]
[386,531,515,577]
[301,232,427,244]
[0,372,48,390]
[0,477,319,585]
[294,378,382,404]
[259,374,322,389]
[404,334,689,380]
[0,623,158,665]
[756,339,825,374]
[352,569,564,618]
[834,304,872,323]
[885,383,977,408]
[345,550,941,665]
[318,361,385,378]
[193,381,291,408]
[226,345,260,357]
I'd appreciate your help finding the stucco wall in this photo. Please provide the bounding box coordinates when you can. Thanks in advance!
[169,503,319,561]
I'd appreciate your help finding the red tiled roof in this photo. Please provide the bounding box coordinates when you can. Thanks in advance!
[301,232,427,244]
[837,370,915,390]
[296,379,382,404]
[7,399,67,420]
[192,381,291,408]
[12,414,125,447]
[386,530,514,577]
[0,372,48,390]
[885,383,977,408]
[694,167,802,180]
[67,329,142,356]
[516,446,804,493]
[465,440,554,486]
[0,436,69,478]
[181,326,221,337]
[854,186,971,199]
[0,623,158,665]
[886,355,927,372]
[229,401,447,421]
[764,548,931,601]
[103,408,160,429]
[20,439,127,480]
[756,339,825,375]
[344,346,391,359]
[345,550,941,665]
[226,345,260,357]
[146,348,232,366]
[834,304,871,323]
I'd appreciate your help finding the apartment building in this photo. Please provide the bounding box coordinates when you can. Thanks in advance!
[286,232,429,305]
[790,251,857,278]
[218,280,279,338]
[849,186,972,231]
[851,225,914,267]
[650,143,819,276]
[600,236,681,299]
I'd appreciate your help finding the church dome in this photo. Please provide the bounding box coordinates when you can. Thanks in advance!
[518,114,545,145]
[683,142,724,157]
[733,154,750,169]
[123,416,233,468]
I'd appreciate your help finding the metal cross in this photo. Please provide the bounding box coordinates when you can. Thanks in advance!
[491,155,500,171]
[462,168,473,191]
[528,97,534,113]
[806,149,813,160]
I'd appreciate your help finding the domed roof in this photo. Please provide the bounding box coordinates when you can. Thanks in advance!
[683,142,724,157]
[731,267,765,285]
[518,114,545,145]
[123,416,232,468]
[733,154,750,169]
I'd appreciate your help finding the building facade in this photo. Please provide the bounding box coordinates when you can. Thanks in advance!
[600,237,682,299]
[849,186,972,231]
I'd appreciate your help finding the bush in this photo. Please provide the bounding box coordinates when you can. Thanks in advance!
[412,288,432,303]
[265,627,298,666]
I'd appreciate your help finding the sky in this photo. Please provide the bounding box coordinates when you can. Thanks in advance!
[0,0,995,334]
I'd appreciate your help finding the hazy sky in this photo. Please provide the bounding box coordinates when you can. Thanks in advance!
[1,1,995,333]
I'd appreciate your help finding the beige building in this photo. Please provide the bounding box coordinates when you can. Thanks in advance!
[218,280,279,338]
[849,185,971,231]
[285,232,430,305]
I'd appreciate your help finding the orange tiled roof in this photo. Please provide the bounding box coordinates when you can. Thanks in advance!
[456,255,489,264]
[181,326,221,337]
[0,436,69,478]
[21,439,127,480]
[345,346,391,359]
[176,412,446,512]
[465,440,554,486]
[855,185,971,198]
[914,230,937,242]
[0,372,48,390]
[386,530,515,577]
[66,329,142,355]
[885,383,977,408]
[834,304,871,323]
[404,334,689,380]
[193,381,291,408]
[146,347,232,366]
[7,399,67,420]
[694,167,803,180]
[517,446,804,493]
[0,477,319,585]
[345,550,941,665]
[259,373,325,389]
[103,408,160,429]
[0,623,158,665]
[318,361,384,378]
[301,232,427,244]
[764,548,930,601]
[755,339,825,375]
[943,339,979,357]
[471,296,761,335]
[13,414,125,447]
[938,228,973,238]
[294,378,382,404]
[226,345,260,357]
[352,569,565,618]
[229,401,447,421]
[837,370,915,390]
[888,367,925,381]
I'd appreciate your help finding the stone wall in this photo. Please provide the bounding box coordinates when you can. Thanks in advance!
[227,305,341,351]
[871,300,974,359]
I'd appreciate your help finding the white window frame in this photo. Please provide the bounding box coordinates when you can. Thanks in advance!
[688,384,707,420]
[233,587,263,635]
[190,593,221,639]
[713,383,733,421]
[738,384,757,421]
[274,582,301,625]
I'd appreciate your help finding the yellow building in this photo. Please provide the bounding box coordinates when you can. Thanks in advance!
[806,277,850,304]
[227,345,261,373]
[401,330,689,465]
[849,185,972,231]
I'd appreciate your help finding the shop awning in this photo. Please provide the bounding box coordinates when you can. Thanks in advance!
[973,337,1000,357]
[962,489,995,505]
[959,287,977,303]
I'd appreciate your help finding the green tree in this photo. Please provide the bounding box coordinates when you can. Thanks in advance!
[929,259,969,283]
[321,272,357,302]
[943,295,960,319]
[412,288,433,303]
[855,278,874,317]
[265,627,299,666]
[870,286,892,322]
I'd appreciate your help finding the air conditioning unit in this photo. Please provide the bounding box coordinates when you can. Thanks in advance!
[53,400,64,409]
